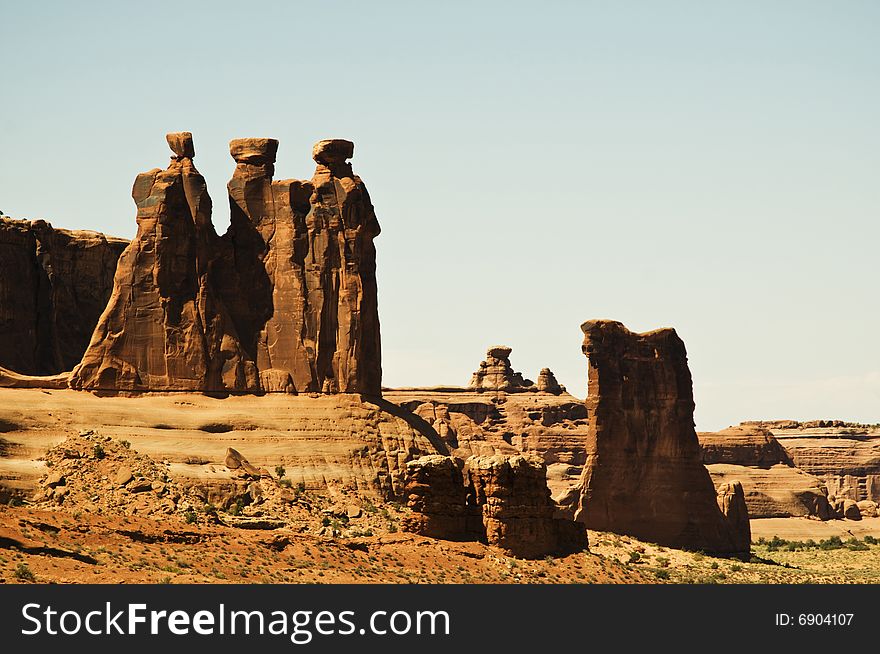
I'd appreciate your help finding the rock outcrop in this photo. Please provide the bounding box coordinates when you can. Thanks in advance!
[68,133,383,394]
[387,345,589,504]
[573,320,749,553]
[716,481,751,552]
[70,133,256,392]
[401,453,587,558]
[466,454,587,558]
[0,218,127,375]
[468,346,533,391]
[536,368,564,394]
[216,137,382,395]
[0,388,446,501]
[401,455,473,539]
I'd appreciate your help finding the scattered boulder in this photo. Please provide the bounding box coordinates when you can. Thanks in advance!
[842,499,862,520]
[225,448,246,470]
[346,505,362,519]
[857,500,878,518]
[114,466,133,487]
[45,471,65,488]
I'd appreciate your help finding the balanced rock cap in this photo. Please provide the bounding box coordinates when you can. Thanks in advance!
[229,138,279,164]
[487,345,513,359]
[312,139,354,165]
[166,132,195,159]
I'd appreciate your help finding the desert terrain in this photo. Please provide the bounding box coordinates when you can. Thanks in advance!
[2,386,880,584]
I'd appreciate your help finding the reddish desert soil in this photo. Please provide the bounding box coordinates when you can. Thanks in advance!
[0,506,643,584]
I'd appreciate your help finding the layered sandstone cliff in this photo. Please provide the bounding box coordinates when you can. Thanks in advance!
[573,320,749,553]
[699,425,832,519]
[0,218,127,375]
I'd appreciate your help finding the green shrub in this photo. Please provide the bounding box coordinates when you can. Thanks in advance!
[93,444,105,459]
[14,563,35,582]
[275,465,286,478]
[184,509,198,524]
[654,569,670,580]
[819,536,843,550]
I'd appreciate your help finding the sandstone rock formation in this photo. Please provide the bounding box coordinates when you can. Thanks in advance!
[0,217,127,375]
[716,481,751,552]
[215,137,382,395]
[699,425,832,519]
[401,453,587,558]
[536,367,564,394]
[67,133,383,394]
[387,346,589,504]
[573,320,749,553]
[70,133,256,392]
[468,346,533,391]
[466,454,587,558]
[387,346,588,504]
[401,455,473,539]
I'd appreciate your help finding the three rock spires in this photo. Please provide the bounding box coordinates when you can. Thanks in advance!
[70,132,382,395]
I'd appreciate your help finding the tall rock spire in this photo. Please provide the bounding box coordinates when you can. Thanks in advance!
[70,133,256,392]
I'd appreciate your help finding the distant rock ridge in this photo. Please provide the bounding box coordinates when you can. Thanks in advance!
[0,217,128,375]
[69,132,382,394]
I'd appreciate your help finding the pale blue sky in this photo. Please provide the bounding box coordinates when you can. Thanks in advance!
[2,1,878,429]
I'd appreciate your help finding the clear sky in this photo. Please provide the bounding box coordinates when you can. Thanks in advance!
[1,1,878,429]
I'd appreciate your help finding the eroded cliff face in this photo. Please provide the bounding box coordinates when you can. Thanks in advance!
[0,218,127,375]
[67,133,382,394]
[573,319,749,553]
[70,133,256,392]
